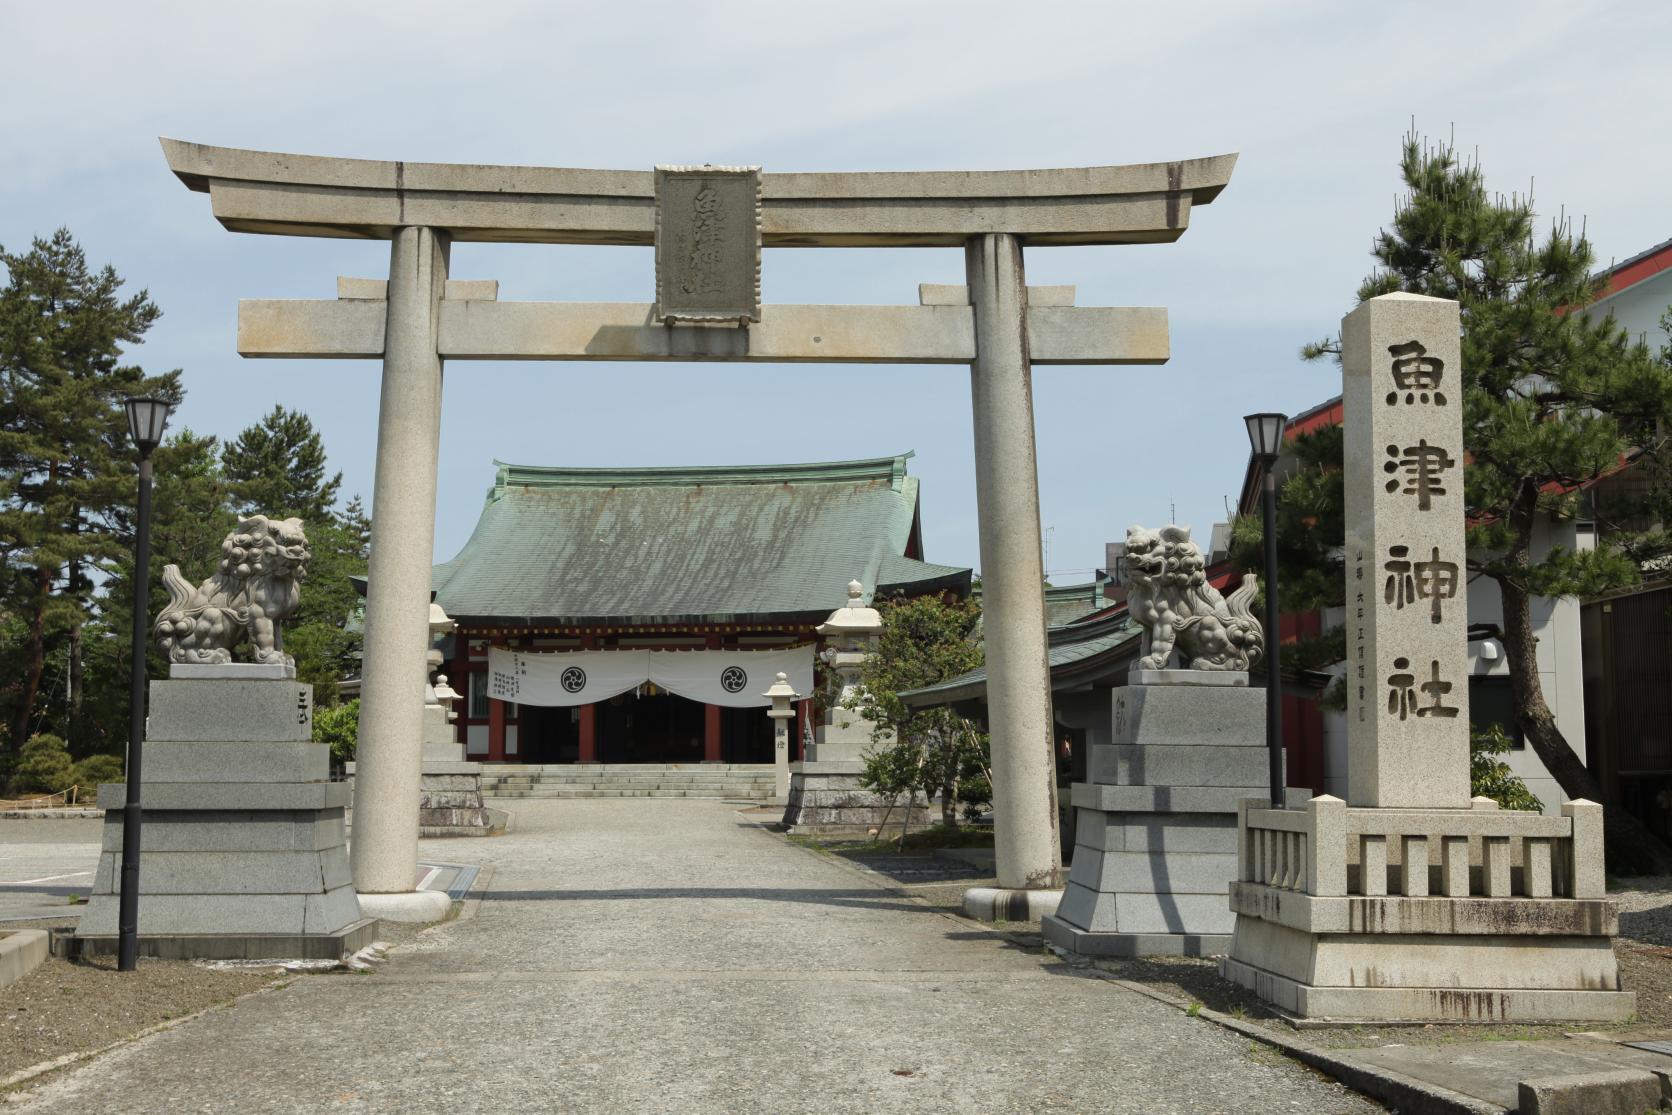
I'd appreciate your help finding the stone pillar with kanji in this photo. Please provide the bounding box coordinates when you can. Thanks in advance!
[1343,293,1469,808]
[1220,293,1633,1023]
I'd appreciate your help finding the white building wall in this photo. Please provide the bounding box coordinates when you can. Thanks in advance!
[1585,267,1672,346]
[1465,517,1586,814]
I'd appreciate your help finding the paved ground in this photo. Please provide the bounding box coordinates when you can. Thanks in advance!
[0,818,99,923]
[5,800,1378,1113]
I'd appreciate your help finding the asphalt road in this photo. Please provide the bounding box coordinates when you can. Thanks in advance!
[6,800,1379,1113]
[0,817,100,923]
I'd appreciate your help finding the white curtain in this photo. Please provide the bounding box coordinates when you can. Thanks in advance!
[488,646,814,709]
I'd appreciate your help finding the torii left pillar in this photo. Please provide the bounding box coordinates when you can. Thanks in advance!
[352,226,453,922]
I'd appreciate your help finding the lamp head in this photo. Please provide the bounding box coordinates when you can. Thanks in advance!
[124,396,173,456]
[1243,412,1288,463]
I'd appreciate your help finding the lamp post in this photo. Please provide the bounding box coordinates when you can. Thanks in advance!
[763,672,799,803]
[118,396,172,971]
[1245,412,1288,811]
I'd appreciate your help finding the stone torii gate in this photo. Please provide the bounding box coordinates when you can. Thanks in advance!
[161,139,1236,919]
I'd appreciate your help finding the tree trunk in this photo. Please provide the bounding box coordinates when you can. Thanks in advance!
[8,567,52,754]
[1497,504,1672,874]
[897,789,915,851]
[940,733,958,830]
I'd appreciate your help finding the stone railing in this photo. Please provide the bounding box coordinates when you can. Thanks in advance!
[1237,795,1604,901]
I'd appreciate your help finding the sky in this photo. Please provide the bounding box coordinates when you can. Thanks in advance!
[2,0,1668,583]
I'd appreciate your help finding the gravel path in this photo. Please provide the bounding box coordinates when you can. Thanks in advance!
[6,800,1379,1113]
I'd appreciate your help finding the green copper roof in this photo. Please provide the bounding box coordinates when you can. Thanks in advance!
[432,453,970,625]
[898,611,1139,708]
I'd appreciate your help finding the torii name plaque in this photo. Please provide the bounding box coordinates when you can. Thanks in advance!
[654,165,761,326]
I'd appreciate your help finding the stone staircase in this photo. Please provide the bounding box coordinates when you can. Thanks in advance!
[479,763,778,801]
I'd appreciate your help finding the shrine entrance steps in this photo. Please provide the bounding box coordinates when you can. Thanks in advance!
[479,763,777,801]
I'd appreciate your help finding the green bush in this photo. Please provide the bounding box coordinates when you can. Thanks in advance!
[314,699,360,766]
[1471,725,1544,812]
[13,733,74,794]
[69,754,124,793]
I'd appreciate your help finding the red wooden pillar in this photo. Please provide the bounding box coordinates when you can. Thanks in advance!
[794,697,813,761]
[488,697,507,762]
[703,632,724,762]
[578,703,598,763]
[704,703,722,763]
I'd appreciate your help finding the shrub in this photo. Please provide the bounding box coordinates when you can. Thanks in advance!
[314,699,360,766]
[1471,725,1544,812]
[12,733,74,795]
[69,753,125,793]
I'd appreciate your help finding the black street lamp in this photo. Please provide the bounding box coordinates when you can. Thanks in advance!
[118,396,172,971]
[1245,412,1288,810]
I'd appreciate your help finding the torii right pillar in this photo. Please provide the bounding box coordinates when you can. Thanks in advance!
[1220,293,1633,1022]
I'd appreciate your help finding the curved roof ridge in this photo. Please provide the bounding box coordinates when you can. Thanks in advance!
[491,453,914,494]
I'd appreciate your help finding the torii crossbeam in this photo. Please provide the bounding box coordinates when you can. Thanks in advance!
[161,138,1236,915]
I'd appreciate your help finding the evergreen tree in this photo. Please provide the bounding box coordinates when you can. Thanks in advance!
[1300,133,1672,871]
[850,593,990,838]
[221,405,341,520]
[89,430,238,755]
[0,229,177,756]
[219,407,363,704]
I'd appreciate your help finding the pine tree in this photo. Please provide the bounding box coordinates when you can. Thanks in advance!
[220,405,341,520]
[1304,133,1672,871]
[220,407,363,704]
[0,229,177,757]
[88,430,238,755]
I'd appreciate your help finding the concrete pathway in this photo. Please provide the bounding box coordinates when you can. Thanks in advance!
[9,800,1379,1113]
[0,818,99,923]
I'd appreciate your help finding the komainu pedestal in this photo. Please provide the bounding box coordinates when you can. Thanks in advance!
[76,666,376,960]
[1044,677,1298,957]
[1220,795,1633,1022]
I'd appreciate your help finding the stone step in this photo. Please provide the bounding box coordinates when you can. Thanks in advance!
[481,776,777,787]
[487,788,774,799]
[480,777,775,785]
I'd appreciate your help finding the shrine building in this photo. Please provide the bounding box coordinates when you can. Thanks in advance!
[434,453,970,765]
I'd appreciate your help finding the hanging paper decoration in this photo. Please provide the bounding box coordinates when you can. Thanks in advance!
[487,646,814,708]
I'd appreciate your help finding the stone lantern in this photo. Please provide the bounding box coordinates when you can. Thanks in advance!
[811,580,884,764]
[426,601,456,678]
[763,672,799,802]
[781,577,913,834]
[433,674,461,723]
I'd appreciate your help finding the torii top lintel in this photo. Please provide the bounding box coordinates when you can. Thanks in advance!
[160,139,1236,248]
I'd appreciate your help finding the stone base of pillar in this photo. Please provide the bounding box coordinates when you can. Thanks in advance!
[1048,683,1296,957]
[347,759,505,837]
[780,761,933,834]
[1220,795,1636,1022]
[963,886,1064,923]
[71,920,380,963]
[357,889,453,924]
[76,672,368,960]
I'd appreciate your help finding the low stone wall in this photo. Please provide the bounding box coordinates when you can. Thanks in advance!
[781,761,932,834]
[0,930,49,989]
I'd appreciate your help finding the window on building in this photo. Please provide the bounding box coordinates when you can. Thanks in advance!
[1468,676,1523,749]
[466,672,515,720]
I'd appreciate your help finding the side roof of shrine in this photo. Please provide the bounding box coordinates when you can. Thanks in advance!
[427,453,971,627]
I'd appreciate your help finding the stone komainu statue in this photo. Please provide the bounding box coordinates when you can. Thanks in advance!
[1125,524,1264,672]
[155,515,311,666]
